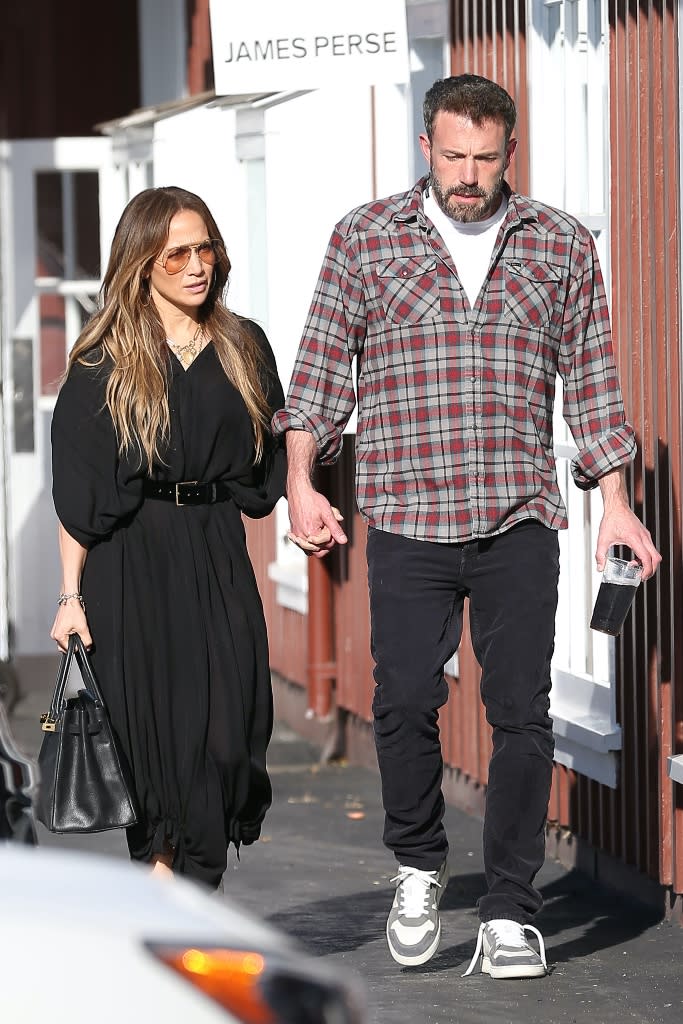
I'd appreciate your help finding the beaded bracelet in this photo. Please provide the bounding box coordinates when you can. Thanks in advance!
[57,592,85,608]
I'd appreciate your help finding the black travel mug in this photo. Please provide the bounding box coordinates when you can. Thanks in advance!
[589,556,642,636]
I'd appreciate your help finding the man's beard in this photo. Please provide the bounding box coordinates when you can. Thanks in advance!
[430,166,505,223]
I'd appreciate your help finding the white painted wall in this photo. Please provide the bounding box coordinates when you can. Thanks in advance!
[263,86,397,391]
[149,105,253,321]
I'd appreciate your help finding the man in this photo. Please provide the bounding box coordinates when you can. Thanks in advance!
[272,75,660,978]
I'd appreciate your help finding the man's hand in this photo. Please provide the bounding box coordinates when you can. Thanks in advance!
[597,470,661,580]
[287,482,347,559]
[285,430,348,558]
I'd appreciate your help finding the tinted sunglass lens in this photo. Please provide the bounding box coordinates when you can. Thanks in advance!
[198,241,218,265]
[163,241,219,273]
[165,247,191,273]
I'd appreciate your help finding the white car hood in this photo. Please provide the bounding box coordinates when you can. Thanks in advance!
[0,843,290,948]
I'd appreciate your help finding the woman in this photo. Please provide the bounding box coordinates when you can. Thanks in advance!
[50,186,286,890]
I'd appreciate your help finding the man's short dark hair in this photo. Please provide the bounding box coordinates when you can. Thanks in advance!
[423,74,517,143]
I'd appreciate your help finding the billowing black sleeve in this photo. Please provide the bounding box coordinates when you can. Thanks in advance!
[51,358,144,547]
[227,320,287,519]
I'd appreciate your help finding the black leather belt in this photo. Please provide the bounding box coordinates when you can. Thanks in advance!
[142,479,232,506]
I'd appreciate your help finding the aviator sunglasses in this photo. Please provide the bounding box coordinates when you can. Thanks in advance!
[156,238,223,275]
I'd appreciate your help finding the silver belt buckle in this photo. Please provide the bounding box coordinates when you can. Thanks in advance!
[175,480,198,506]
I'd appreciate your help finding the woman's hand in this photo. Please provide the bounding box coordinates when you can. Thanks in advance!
[50,598,93,652]
[284,430,348,559]
[287,484,347,559]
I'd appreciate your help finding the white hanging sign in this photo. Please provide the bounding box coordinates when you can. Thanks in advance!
[209,0,410,94]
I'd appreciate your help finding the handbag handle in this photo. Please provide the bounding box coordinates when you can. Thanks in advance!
[41,634,105,732]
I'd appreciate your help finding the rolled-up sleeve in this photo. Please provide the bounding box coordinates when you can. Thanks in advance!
[51,359,144,547]
[558,231,637,489]
[271,226,366,465]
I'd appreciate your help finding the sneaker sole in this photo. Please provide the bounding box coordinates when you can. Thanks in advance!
[386,862,450,968]
[482,956,547,980]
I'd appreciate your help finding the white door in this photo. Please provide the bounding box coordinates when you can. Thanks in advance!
[0,137,120,656]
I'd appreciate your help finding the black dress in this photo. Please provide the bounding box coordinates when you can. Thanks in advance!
[51,321,286,889]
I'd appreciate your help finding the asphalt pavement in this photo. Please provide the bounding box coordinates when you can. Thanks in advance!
[8,656,683,1024]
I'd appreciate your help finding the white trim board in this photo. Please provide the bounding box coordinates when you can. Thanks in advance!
[667,755,683,786]
[550,667,622,789]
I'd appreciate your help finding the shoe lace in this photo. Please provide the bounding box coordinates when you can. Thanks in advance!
[390,866,442,919]
[462,920,547,977]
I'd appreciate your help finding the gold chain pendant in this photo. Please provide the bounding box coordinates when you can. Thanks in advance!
[168,325,204,367]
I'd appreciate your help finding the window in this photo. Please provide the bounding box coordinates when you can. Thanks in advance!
[12,338,34,454]
[35,171,101,403]
[407,1,450,181]
[36,171,101,280]
[39,295,66,396]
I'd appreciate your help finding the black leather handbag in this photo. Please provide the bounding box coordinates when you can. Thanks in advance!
[36,633,138,833]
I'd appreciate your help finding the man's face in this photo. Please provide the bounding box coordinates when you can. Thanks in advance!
[419,112,516,223]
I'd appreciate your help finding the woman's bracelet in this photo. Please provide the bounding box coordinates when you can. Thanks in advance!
[57,592,85,608]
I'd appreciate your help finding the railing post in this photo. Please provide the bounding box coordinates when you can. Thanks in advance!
[306,554,335,720]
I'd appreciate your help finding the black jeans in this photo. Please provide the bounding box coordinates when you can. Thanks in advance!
[366,519,560,923]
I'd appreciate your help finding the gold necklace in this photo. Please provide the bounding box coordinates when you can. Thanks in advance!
[168,324,205,366]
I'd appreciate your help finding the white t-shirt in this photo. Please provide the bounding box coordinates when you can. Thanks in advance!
[423,189,508,309]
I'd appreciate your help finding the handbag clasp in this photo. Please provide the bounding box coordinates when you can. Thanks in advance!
[40,713,56,732]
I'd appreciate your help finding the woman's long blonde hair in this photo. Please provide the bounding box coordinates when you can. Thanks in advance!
[67,186,272,471]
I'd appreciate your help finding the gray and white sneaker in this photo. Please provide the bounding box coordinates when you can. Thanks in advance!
[462,919,547,979]
[386,861,449,967]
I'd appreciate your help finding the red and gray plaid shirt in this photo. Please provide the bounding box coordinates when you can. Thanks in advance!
[272,178,636,542]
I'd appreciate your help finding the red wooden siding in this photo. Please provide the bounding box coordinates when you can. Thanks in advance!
[245,516,309,691]
[452,0,530,196]
[329,444,375,724]
[187,0,216,94]
[609,0,683,891]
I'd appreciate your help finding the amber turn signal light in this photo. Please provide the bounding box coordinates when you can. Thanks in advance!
[147,945,275,1023]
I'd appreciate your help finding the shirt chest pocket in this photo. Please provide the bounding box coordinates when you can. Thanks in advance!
[504,259,561,328]
[376,256,440,325]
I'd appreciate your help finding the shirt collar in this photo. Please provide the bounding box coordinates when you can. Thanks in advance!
[393,177,540,233]
[393,176,430,227]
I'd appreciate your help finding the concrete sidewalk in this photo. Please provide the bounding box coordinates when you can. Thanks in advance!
[8,657,683,1024]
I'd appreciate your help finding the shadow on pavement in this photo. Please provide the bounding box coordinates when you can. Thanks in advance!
[267,885,390,955]
[265,867,663,968]
[534,869,663,963]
